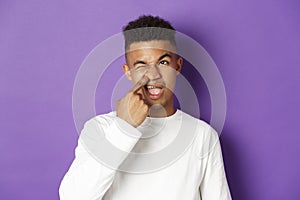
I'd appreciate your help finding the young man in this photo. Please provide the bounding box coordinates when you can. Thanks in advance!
[59,15,232,200]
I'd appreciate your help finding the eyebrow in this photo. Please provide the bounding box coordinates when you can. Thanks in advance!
[158,53,172,61]
[133,53,172,67]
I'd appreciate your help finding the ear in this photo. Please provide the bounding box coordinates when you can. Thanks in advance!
[176,57,183,75]
[122,64,132,81]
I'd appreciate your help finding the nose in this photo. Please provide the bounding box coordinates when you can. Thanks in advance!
[145,64,161,80]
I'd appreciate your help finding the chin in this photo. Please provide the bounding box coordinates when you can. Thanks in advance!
[146,99,167,108]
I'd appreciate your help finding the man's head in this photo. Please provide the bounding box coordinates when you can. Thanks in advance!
[123,15,177,51]
[122,15,183,115]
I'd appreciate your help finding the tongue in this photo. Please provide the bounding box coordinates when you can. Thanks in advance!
[148,88,161,95]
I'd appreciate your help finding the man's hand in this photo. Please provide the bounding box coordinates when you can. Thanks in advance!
[116,75,150,127]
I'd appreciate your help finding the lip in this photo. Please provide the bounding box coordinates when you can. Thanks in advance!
[145,83,164,88]
[144,84,164,100]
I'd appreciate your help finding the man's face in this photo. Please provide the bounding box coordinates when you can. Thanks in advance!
[123,40,183,108]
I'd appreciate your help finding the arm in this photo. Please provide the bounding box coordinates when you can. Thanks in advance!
[59,75,149,199]
[199,127,232,200]
[59,116,142,200]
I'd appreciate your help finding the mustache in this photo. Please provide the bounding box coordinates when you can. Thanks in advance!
[146,79,166,87]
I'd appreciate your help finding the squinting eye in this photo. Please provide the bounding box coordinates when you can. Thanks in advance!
[135,65,147,70]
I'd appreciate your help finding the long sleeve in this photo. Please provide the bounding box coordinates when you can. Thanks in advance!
[199,127,232,200]
[59,116,142,200]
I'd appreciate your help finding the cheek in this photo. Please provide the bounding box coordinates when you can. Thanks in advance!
[160,68,177,90]
[131,70,146,83]
[131,67,177,88]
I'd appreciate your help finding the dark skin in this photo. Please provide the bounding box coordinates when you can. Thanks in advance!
[116,40,183,127]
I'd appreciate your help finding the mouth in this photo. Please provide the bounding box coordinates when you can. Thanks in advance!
[144,84,164,100]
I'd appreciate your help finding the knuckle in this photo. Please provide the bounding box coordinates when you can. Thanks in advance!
[128,94,135,101]
[126,92,133,98]
[134,95,140,101]
[142,104,148,111]
[139,100,143,104]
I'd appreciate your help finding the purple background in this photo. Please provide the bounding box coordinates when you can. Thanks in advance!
[1,0,300,199]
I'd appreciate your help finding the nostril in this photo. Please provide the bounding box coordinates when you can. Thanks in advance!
[147,73,161,80]
[145,69,161,79]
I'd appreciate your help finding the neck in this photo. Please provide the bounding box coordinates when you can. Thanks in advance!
[148,100,176,118]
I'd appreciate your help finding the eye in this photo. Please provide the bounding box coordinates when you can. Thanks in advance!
[159,60,169,66]
[135,65,146,70]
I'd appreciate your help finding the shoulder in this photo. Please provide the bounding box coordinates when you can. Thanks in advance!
[78,111,117,142]
[180,110,217,137]
[83,111,117,129]
[180,111,220,159]
[77,111,117,149]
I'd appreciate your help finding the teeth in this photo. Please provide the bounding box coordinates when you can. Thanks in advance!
[147,85,156,89]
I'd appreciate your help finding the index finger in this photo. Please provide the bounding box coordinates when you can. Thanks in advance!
[130,75,150,93]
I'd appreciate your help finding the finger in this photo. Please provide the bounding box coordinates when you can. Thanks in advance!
[130,75,150,93]
[135,85,146,100]
[135,92,143,100]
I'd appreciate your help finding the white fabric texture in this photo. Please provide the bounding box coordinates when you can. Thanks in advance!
[59,110,232,200]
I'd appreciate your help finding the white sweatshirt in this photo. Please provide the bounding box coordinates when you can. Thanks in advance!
[59,110,232,200]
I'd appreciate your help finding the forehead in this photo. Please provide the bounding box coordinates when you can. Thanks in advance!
[126,40,177,60]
